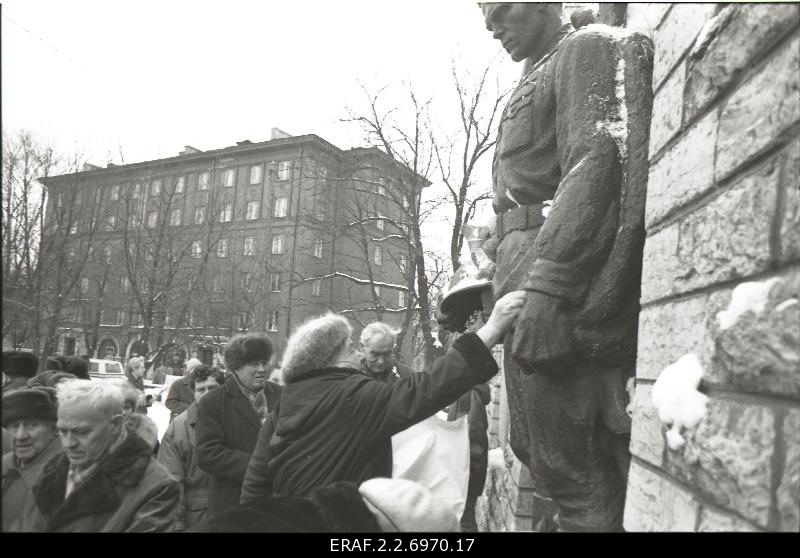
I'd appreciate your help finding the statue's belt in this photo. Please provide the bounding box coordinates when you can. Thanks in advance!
[496,203,546,240]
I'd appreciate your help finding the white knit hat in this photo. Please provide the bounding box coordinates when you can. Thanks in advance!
[358,478,460,532]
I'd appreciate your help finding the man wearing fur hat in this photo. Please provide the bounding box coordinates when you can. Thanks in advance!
[22,380,179,532]
[2,387,63,531]
[196,334,282,515]
[2,351,40,393]
[478,3,653,531]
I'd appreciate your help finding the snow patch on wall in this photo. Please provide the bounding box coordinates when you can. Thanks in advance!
[716,278,784,330]
[488,447,505,472]
[651,353,709,451]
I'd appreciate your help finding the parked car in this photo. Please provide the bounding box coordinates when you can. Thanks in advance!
[89,358,125,380]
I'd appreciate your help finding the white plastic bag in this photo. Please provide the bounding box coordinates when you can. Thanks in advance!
[391,411,470,519]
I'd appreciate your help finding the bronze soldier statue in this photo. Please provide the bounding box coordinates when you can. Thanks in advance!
[479,3,654,531]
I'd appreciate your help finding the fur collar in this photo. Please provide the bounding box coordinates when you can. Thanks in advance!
[284,366,362,385]
[34,432,152,531]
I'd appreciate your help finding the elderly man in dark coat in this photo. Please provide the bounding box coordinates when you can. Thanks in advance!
[196,335,282,515]
[478,3,654,531]
[2,387,63,531]
[22,380,179,532]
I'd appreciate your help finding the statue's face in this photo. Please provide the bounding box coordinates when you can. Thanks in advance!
[483,3,555,63]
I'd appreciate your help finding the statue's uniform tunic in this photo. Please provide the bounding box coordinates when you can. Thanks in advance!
[491,23,653,531]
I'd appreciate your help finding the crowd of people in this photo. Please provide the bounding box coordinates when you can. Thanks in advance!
[1,290,524,532]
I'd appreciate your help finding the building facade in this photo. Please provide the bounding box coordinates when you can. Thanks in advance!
[36,131,422,369]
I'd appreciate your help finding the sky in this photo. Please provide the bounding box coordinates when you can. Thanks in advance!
[3,0,530,254]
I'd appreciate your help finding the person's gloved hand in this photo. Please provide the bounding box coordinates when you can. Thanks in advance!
[476,290,526,347]
[511,290,576,371]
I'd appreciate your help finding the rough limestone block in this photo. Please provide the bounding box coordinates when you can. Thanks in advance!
[641,157,780,304]
[624,461,700,531]
[626,3,671,37]
[697,507,762,532]
[649,66,686,158]
[685,4,800,122]
[778,409,800,532]
[636,290,733,381]
[645,110,718,229]
[629,383,665,465]
[653,3,718,89]
[713,279,800,398]
[665,399,775,528]
[781,138,800,263]
[716,33,800,182]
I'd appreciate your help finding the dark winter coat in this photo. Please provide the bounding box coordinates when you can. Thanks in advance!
[193,481,380,533]
[157,402,209,530]
[23,432,179,532]
[195,377,282,515]
[2,436,63,532]
[263,332,497,497]
[165,377,194,420]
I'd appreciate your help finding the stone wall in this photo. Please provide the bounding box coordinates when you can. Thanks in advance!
[624,3,800,532]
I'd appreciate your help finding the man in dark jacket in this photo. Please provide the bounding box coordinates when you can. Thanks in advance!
[253,291,523,498]
[355,322,414,385]
[480,3,653,531]
[195,335,282,515]
[165,358,202,421]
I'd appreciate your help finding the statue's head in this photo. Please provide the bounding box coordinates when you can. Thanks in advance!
[481,3,563,63]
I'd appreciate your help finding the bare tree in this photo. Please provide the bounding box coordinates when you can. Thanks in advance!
[433,58,510,271]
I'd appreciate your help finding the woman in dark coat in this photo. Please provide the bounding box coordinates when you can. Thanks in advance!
[241,291,524,501]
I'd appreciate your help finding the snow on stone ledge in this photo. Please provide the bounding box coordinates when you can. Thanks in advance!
[651,353,709,451]
[716,277,784,330]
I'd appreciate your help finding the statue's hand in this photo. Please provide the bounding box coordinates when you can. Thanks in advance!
[511,290,576,372]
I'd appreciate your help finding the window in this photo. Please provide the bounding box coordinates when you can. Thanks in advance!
[103,245,113,264]
[377,179,386,197]
[132,183,141,198]
[241,272,252,292]
[399,254,408,272]
[111,185,120,201]
[213,274,224,292]
[220,203,233,222]
[237,313,249,331]
[273,197,288,218]
[278,161,290,181]
[270,273,281,292]
[102,309,121,326]
[243,237,255,256]
[319,165,328,179]
[67,248,76,261]
[80,277,90,295]
[314,200,326,221]
[217,239,228,258]
[147,211,158,228]
[376,215,385,231]
[374,285,382,298]
[105,216,116,231]
[398,290,406,307]
[246,201,260,220]
[271,235,285,254]
[313,238,323,259]
[312,279,321,297]
[191,241,202,258]
[374,246,383,266]
[140,278,149,293]
[223,168,235,188]
[267,310,279,332]
[120,277,131,292]
[56,193,64,208]
[175,176,185,193]
[170,208,182,226]
[250,164,263,184]
[150,179,161,195]
[198,172,210,190]
[70,223,79,235]
[194,206,206,224]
